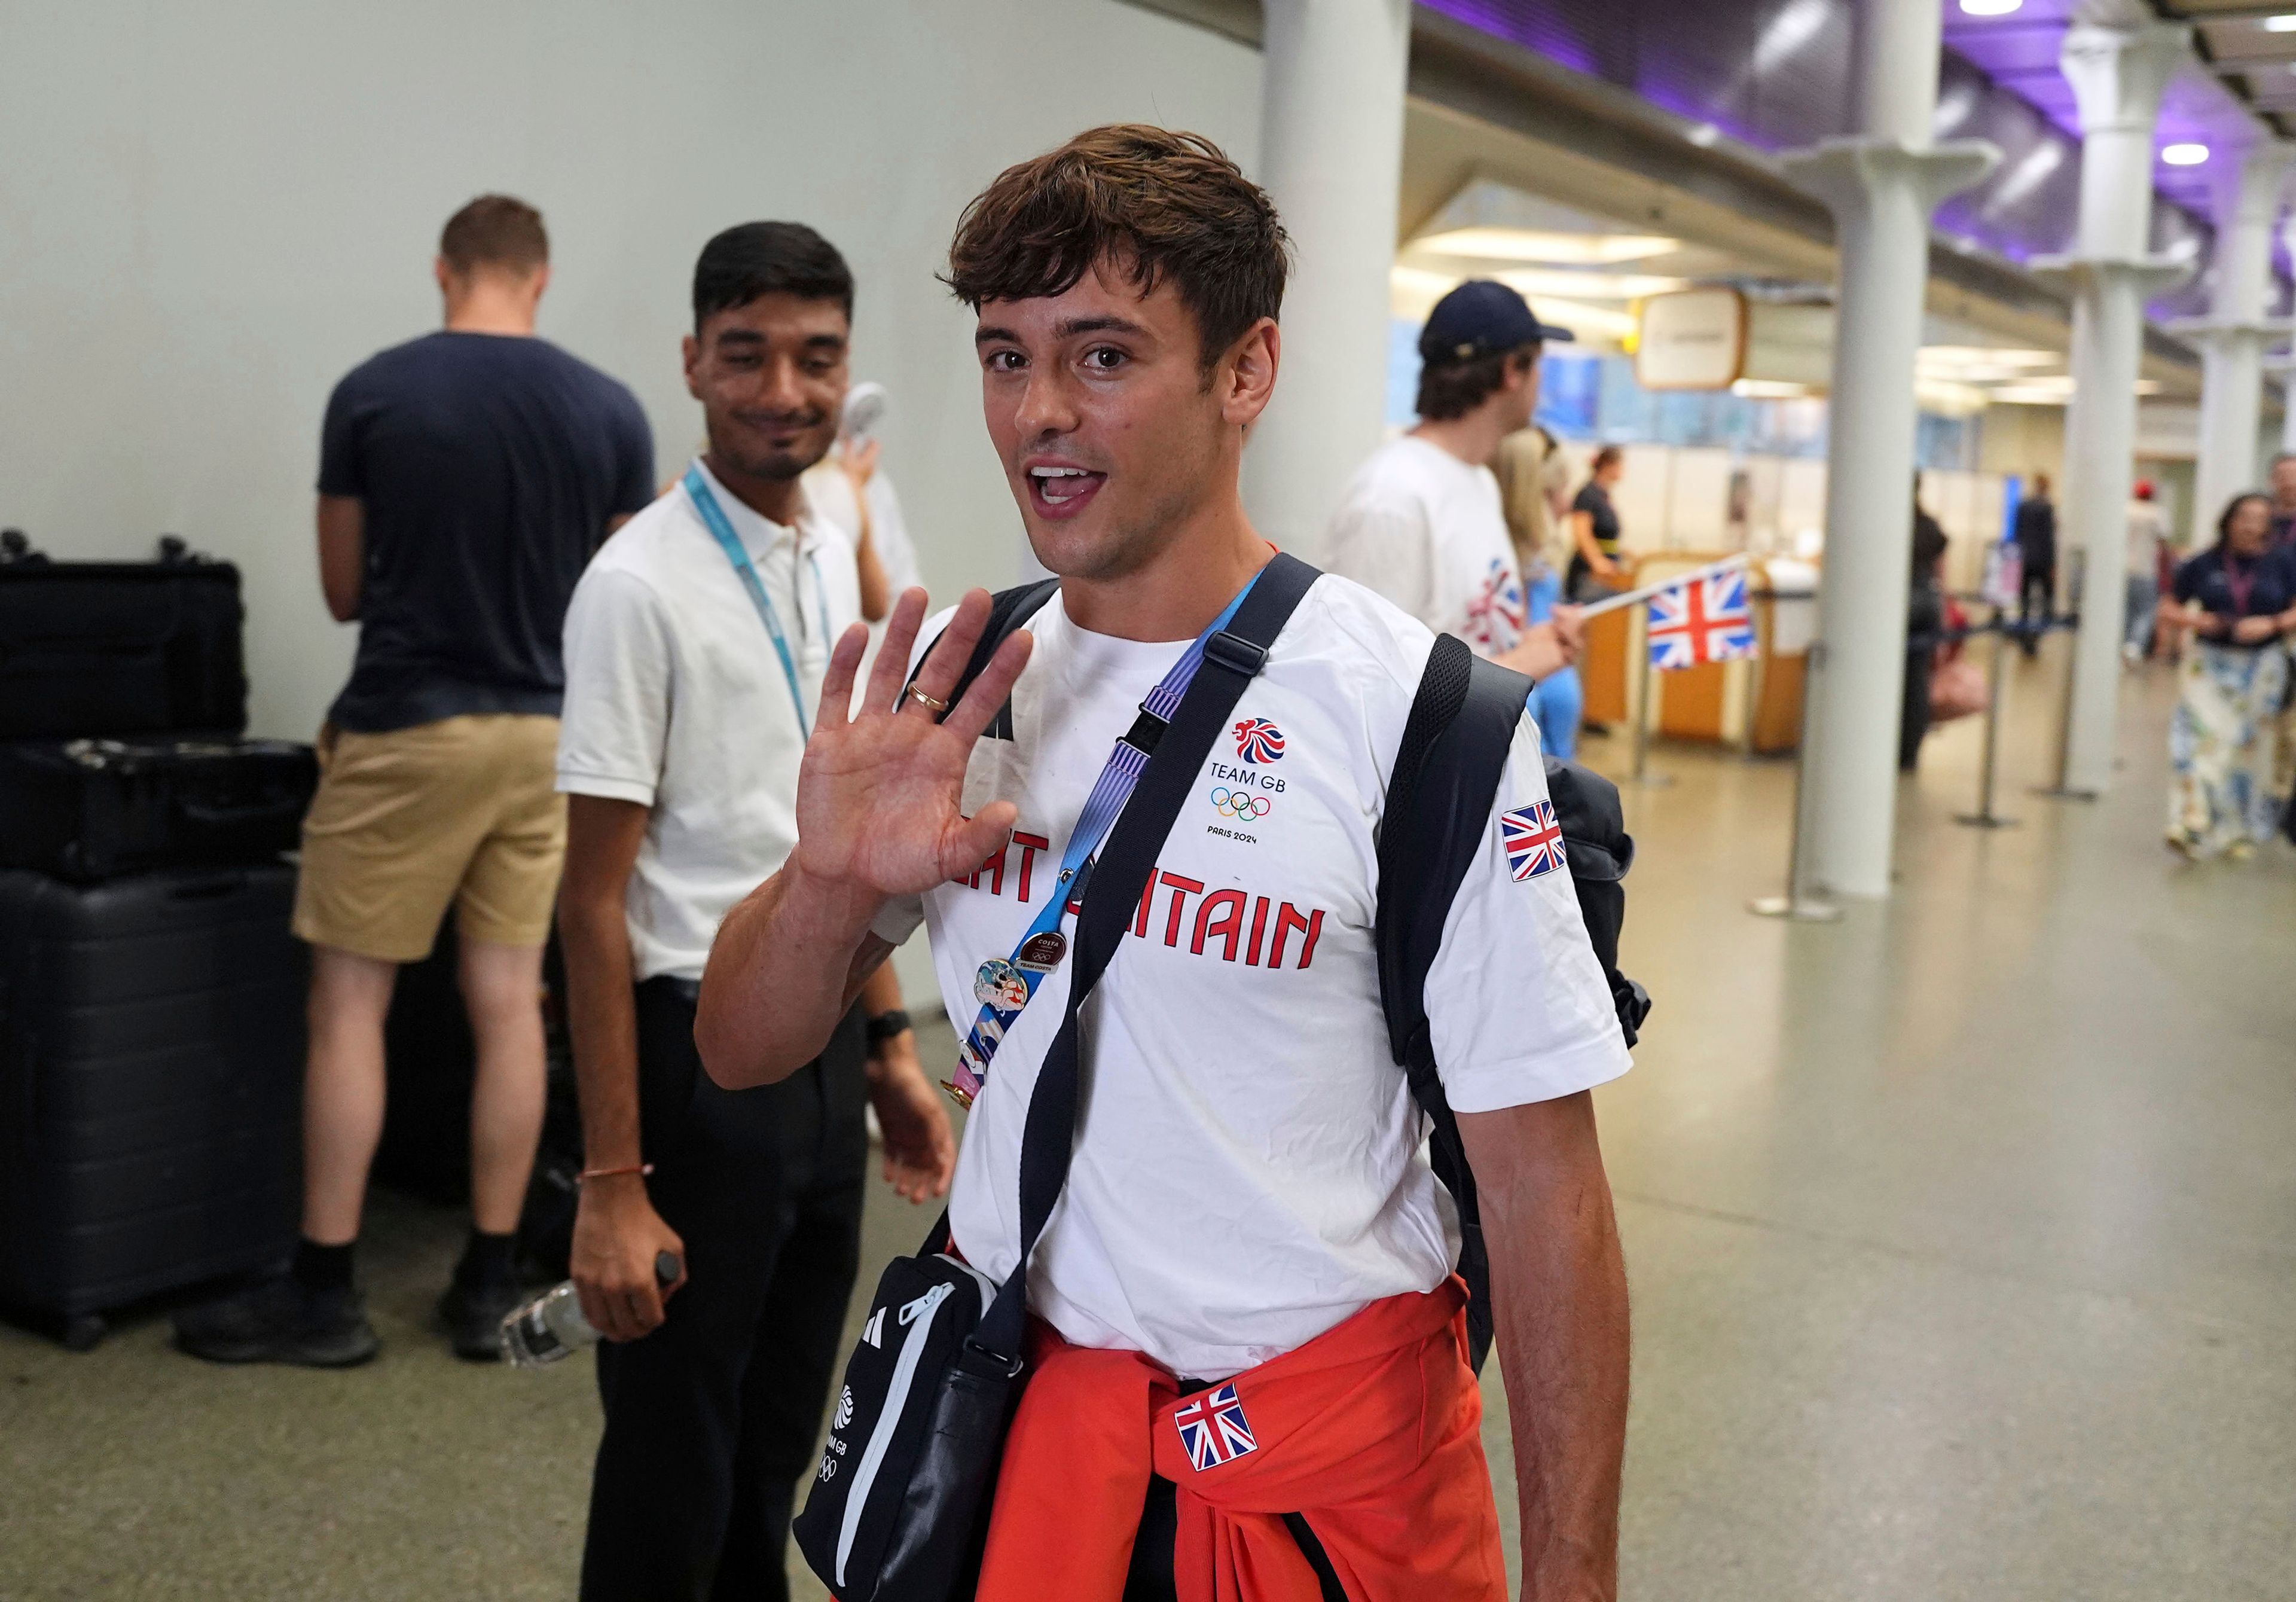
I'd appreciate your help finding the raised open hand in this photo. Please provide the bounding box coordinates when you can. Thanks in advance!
[792,586,1034,899]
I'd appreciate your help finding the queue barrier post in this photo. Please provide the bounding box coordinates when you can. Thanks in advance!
[1748,636,1842,923]
[2031,608,2097,801]
[1956,605,2021,830]
[1629,623,1674,790]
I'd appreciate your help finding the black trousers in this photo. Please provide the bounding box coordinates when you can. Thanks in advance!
[2019,560,2056,651]
[579,979,868,1602]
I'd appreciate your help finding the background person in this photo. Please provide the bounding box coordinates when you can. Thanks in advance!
[2158,492,2296,859]
[1494,421,1572,578]
[1324,279,1584,749]
[2126,479,2167,666]
[2267,452,2296,550]
[1902,477,1950,771]
[1567,444,1627,603]
[802,390,923,622]
[1496,422,1586,757]
[2014,469,2057,656]
[175,194,655,1367]
[554,222,952,1602]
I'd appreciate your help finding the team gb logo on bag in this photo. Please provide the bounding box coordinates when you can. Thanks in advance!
[1232,718,1285,764]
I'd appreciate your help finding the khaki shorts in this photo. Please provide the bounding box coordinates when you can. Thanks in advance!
[293,714,567,963]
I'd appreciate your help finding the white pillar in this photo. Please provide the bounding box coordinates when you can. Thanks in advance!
[1245,0,1411,558]
[1779,0,1997,900]
[2174,145,2292,549]
[2039,22,2190,798]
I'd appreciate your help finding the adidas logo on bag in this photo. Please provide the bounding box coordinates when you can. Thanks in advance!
[862,1308,886,1348]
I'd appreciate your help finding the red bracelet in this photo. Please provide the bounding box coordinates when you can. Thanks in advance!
[579,1162,654,1185]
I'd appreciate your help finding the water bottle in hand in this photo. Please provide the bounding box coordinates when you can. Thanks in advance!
[499,1250,682,1368]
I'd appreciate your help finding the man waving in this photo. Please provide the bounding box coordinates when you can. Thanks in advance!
[698,126,1632,1601]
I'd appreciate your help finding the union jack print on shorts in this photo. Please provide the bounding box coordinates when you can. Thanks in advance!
[1501,799,1566,881]
[1173,1381,1259,1471]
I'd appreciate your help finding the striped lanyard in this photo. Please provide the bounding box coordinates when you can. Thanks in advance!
[945,573,1260,1107]
[683,463,829,738]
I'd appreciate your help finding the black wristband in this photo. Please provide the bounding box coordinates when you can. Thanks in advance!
[865,1008,912,1046]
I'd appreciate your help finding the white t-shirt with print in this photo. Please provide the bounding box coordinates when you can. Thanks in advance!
[872,572,1629,1379]
[1325,434,1528,658]
[556,458,862,982]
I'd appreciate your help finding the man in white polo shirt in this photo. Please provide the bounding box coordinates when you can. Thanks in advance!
[553,221,952,1602]
[697,128,1631,1602]
[1327,279,1588,758]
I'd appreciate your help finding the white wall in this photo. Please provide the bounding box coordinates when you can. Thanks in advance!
[0,0,1262,739]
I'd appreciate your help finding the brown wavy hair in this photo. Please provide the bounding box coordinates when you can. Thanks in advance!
[944,124,1290,376]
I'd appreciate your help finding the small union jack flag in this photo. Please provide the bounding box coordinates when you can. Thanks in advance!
[1647,568,1756,670]
[1173,1381,1259,1472]
[1501,799,1566,881]
[1232,717,1286,764]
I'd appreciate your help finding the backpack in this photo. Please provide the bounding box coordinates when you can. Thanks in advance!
[936,577,1651,1373]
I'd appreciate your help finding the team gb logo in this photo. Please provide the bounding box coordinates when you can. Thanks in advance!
[1232,718,1285,765]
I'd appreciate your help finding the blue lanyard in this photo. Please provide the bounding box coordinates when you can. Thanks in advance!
[683,463,816,738]
[947,573,1260,1106]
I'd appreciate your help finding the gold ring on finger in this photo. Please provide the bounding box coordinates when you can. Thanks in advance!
[906,683,951,713]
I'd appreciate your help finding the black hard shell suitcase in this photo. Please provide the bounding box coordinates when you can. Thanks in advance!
[0,737,317,882]
[0,531,248,739]
[0,864,304,1345]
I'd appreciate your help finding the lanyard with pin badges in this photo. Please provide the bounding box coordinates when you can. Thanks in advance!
[945,572,1262,1107]
[684,462,830,738]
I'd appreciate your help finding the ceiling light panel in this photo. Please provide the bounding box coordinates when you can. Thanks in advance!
[1411,227,1683,266]
[1496,268,1690,301]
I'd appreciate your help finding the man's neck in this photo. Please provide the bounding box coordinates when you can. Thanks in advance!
[442,285,537,337]
[1410,407,1509,471]
[701,451,807,530]
[1058,489,1272,643]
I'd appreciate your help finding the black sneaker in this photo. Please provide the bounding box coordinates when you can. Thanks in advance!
[174,1274,379,1368]
[438,1276,523,1362]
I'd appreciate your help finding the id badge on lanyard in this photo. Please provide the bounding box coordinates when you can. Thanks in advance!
[944,575,1261,1107]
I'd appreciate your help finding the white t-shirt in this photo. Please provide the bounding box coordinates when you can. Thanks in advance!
[557,459,862,982]
[2126,501,2167,579]
[872,573,1629,1378]
[1326,434,1528,657]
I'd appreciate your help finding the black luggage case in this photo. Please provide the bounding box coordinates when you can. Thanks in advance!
[0,531,248,739]
[0,863,305,1347]
[0,737,318,882]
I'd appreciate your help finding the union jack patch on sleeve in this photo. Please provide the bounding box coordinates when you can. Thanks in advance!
[1501,800,1566,881]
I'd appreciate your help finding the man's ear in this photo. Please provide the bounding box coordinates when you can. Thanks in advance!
[682,334,703,401]
[433,257,453,298]
[529,263,553,304]
[1220,318,1281,429]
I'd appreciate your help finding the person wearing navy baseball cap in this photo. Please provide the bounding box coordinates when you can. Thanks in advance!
[1328,280,1584,736]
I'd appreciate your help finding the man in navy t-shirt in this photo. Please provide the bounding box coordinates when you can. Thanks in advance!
[177,195,654,1368]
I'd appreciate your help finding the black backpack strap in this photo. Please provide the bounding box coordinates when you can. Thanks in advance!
[1374,637,1530,1372]
[966,554,1323,1368]
[908,578,1060,740]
